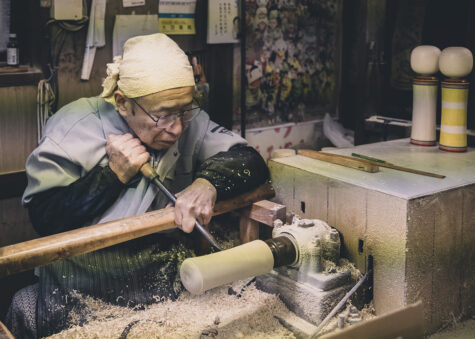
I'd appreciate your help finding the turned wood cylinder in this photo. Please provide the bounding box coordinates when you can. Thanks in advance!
[410,45,441,146]
[438,47,473,152]
[180,236,297,295]
[439,80,469,152]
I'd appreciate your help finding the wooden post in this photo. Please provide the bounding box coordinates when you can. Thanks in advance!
[239,200,286,243]
[240,207,259,244]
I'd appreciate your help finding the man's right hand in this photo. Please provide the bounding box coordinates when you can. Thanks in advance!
[106,133,150,184]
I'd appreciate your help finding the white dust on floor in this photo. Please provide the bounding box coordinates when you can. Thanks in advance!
[45,280,296,339]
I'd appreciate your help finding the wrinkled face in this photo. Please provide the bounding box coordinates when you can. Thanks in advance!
[115,86,194,150]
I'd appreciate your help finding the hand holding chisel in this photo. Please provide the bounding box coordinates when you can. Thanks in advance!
[141,163,222,251]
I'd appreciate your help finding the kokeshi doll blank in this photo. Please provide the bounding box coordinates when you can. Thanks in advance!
[411,77,439,145]
[410,45,441,146]
[180,240,274,295]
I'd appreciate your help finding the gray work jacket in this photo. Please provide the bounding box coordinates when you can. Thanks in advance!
[23,96,246,222]
[21,96,247,337]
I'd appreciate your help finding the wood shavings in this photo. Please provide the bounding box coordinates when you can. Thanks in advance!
[44,281,296,339]
[323,258,362,281]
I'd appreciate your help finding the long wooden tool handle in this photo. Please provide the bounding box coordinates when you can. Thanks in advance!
[297,149,380,173]
[380,163,446,179]
[350,153,445,179]
[0,183,274,278]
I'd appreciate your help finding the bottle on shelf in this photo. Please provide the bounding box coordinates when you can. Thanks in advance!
[7,33,19,66]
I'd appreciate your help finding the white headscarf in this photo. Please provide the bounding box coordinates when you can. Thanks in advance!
[101,33,195,107]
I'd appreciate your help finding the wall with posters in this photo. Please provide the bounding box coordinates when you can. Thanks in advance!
[236,0,342,131]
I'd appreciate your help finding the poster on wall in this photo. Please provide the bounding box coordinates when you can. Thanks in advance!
[236,0,341,130]
[207,0,240,44]
[158,0,197,35]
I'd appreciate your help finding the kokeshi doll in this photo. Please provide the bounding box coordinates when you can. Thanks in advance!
[410,45,441,146]
[439,47,473,152]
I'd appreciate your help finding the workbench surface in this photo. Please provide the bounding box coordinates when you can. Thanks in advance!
[272,138,475,199]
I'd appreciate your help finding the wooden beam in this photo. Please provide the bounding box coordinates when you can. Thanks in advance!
[239,200,286,243]
[240,207,259,244]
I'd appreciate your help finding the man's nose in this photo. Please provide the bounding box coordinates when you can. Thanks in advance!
[165,116,183,135]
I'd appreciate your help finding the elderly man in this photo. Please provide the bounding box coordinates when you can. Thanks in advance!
[5,33,268,338]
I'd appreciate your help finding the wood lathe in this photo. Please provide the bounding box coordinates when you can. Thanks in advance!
[180,215,354,326]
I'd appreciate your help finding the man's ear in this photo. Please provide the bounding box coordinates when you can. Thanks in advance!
[114,90,130,118]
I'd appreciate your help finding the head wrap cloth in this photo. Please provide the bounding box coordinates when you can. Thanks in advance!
[101,33,195,107]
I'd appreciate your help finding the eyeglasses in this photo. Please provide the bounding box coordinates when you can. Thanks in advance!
[130,98,201,129]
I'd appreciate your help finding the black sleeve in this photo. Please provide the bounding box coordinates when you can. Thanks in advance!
[195,145,270,201]
[26,165,126,236]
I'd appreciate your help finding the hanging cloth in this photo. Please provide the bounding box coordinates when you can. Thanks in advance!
[80,0,106,80]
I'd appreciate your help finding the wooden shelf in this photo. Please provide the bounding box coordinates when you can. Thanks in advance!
[0,66,43,87]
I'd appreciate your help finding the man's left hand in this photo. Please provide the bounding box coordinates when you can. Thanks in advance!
[173,178,217,233]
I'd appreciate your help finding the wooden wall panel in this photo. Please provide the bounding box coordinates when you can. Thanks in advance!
[0,85,37,173]
[0,197,37,247]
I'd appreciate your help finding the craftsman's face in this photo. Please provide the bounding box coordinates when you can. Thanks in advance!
[115,86,194,150]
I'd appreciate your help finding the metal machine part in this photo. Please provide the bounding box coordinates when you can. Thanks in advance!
[268,216,349,291]
[257,216,353,327]
[264,236,297,268]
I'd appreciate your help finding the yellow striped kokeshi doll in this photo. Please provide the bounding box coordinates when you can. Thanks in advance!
[438,47,473,152]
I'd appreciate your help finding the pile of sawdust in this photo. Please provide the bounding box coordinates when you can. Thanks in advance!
[322,258,362,281]
[45,280,296,339]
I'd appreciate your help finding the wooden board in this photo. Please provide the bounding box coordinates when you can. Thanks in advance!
[0,66,28,73]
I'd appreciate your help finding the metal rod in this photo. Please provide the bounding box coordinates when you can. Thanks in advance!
[310,273,368,338]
